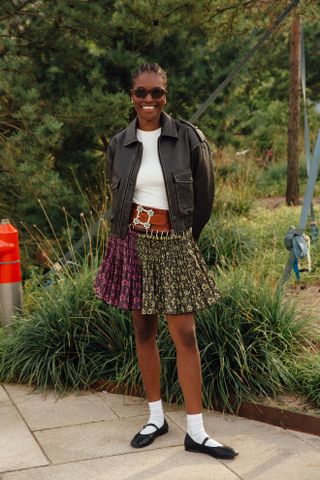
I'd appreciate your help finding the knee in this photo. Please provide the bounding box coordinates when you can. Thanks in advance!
[135,325,156,344]
[132,313,157,344]
[173,327,198,351]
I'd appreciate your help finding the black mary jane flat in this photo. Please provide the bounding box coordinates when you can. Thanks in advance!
[184,433,238,459]
[131,419,169,448]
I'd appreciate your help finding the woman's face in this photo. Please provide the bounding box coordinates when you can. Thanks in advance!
[131,71,167,128]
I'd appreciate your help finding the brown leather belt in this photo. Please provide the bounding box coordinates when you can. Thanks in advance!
[129,203,171,233]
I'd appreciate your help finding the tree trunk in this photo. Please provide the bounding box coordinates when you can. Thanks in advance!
[286,12,301,206]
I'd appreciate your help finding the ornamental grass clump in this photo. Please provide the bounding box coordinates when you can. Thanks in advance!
[198,217,257,268]
[214,152,257,217]
[214,182,255,216]
[291,357,320,409]
[195,270,311,411]
[0,263,136,393]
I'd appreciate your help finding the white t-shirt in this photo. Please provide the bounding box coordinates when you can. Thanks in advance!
[133,128,169,210]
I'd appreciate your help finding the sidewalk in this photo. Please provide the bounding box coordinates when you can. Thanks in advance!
[1,384,319,480]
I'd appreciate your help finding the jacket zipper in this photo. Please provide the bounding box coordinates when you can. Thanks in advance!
[157,137,174,229]
[117,143,142,234]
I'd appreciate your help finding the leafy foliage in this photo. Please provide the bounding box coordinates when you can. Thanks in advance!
[1,0,320,242]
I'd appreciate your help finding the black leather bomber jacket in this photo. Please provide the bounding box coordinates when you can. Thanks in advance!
[107,111,214,241]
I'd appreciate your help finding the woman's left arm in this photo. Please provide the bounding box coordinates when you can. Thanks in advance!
[191,139,214,241]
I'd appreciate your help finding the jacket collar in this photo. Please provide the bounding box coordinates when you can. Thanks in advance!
[124,111,178,146]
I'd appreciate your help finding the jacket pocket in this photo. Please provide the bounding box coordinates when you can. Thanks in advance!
[110,175,121,219]
[173,168,194,213]
[111,175,121,190]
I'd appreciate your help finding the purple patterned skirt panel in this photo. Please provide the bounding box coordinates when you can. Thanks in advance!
[94,230,142,310]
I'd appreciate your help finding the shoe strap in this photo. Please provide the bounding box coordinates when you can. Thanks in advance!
[202,436,209,446]
[142,422,160,430]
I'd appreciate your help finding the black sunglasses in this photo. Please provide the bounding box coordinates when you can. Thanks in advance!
[132,87,166,99]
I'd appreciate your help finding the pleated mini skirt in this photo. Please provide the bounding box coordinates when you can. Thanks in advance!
[94,228,220,315]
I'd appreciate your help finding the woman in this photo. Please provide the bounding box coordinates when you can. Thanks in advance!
[95,63,238,460]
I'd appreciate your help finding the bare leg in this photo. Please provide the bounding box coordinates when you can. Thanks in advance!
[131,310,160,401]
[166,312,234,452]
[166,312,202,413]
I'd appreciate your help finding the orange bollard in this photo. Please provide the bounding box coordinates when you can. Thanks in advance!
[0,219,23,326]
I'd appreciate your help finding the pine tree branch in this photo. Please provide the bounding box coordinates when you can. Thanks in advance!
[0,0,38,22]
[0,121,26,132]
[194,0,286,29]
[160,2,193,19]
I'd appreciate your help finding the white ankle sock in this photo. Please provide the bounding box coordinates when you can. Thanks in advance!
[186,413,222,447]
[140,399,164,435]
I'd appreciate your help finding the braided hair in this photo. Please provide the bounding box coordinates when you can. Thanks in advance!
[132,63,167,88]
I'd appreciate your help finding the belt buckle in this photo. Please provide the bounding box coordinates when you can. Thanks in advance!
[132,205,155,230]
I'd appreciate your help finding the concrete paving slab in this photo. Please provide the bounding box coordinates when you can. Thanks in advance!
[0,385,11,406]
[4,384,117,430]
[226,432,320,480]
[167,409,320,480]
[98,392,181,417]
[98,391,149,418]
[2,386,319,480]
[290,429,320,450]
[167,408,264,439]
[0,405,48,473]
[34,416,184,464]
[3,384,34,400]
[2,446,239,480]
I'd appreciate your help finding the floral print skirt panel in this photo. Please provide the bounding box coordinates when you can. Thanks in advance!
[94,228,220,315]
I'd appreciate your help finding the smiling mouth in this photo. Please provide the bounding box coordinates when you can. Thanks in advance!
[141,105,157,110]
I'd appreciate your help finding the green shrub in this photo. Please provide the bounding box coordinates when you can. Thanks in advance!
[197,271,311,410]
[256,161,309,197]
[216,162,239,181]
[256,162,287,196]
[199,216,257,268]
[0,260,136,393]
[291,356,320,408]
[214,181,256,216]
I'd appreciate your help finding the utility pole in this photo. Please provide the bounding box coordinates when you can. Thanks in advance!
[286,11,301,206]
